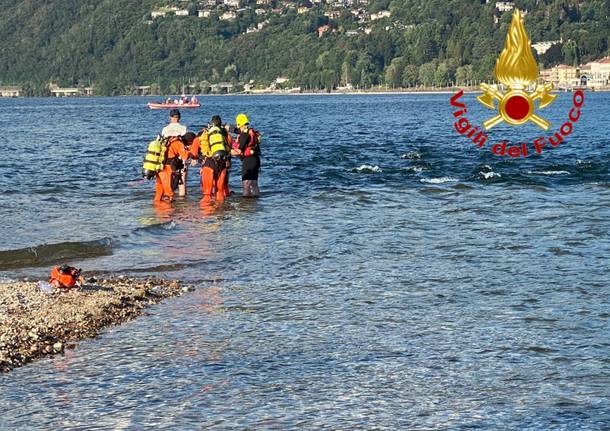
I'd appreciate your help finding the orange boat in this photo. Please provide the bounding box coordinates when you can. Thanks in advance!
[148,96,201,109]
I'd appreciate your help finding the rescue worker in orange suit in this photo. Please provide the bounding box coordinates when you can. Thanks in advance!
[231,113,261,197]
[189,115,232,203]
[154,135,189,203]
[161,109,188,197]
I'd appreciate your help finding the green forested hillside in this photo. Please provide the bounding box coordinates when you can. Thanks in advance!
[0,0,608,95]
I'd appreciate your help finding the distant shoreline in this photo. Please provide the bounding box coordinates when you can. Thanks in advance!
[229,89,469,96]
[1,87,608,99]
[231,87,610,96]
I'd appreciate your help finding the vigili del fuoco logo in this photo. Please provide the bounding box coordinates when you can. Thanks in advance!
[450,9,585,158]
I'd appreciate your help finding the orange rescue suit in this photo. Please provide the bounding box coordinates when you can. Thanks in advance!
[189,132,232,202]
[155,137,189,202]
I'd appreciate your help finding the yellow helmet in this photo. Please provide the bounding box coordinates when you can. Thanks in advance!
[236,113,249,128]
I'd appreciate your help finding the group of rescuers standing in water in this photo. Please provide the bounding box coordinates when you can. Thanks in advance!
[145,109,261,204]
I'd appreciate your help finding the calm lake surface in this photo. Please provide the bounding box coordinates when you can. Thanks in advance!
[0,94,609,429]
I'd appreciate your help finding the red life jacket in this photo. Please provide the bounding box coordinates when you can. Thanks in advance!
[49,265,82,289]
[232,128,260,157]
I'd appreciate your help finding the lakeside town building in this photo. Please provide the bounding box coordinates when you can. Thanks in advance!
[0,86,21,97]
[540,57,610,89]
[49,84,93,97]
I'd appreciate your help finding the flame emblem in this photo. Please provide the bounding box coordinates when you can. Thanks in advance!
[477,10,556,130]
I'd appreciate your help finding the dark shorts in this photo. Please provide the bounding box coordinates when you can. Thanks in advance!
[241,156,260,181]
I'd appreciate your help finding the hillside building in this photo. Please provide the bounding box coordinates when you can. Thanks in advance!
[318,24,331,37]
[370,10,390,20]
[0,86,21,97]
[495,1,514,12]
[220,11,237,20]
[532,40,561,56]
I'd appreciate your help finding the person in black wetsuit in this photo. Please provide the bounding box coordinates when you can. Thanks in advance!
[232,113,261,197]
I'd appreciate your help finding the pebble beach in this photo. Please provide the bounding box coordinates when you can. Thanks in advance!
[0,276,191,373]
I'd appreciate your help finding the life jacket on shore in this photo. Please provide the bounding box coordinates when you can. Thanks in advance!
[142,136,169,179]
[232,128,260,157]
[49,265,83,289]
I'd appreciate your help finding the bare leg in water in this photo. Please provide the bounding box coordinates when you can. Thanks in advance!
[242,180,260,197]
[242,180,252,197]
[251,181,260,197]
[178,166,187,197]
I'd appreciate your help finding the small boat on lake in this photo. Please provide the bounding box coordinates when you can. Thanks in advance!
[148,95,200,110]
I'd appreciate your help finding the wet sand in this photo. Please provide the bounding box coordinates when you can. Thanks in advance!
[0,276,192,373]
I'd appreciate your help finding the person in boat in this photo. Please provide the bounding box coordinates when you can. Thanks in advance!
[154,135,189,203]
[189,115,232,203]
[165,97,172,104]
[161,109,189,197]
[231,113,261,197]
[190,95,198,104]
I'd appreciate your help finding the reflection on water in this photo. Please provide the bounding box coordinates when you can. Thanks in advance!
[0,95,609,428]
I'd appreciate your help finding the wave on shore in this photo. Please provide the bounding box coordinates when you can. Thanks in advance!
[0,238,114,271]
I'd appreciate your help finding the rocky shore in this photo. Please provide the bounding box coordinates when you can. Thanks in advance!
[0,276,192,373]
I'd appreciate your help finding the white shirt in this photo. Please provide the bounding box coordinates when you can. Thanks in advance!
[161,122,187,137]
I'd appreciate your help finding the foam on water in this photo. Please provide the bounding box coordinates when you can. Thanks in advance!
[420,177,459,184]
[480,171,502,179]
[354,164,383,173]
[528,170,571,176]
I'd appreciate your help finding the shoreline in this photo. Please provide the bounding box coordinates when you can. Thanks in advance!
[0,276,192,373]
[207,86,610,96]
[2,87,608,100]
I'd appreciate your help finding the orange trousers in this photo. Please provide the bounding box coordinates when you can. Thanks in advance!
[154,166,174,202]
[200,166,228,202]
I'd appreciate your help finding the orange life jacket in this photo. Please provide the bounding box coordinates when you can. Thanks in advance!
[49,265,82,289]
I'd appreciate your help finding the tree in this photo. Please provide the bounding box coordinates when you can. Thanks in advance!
[341,61,358,87]
[401,64,419,87]
[433,62,451,87]
[455,65,474,86]
[321,69,338,90]
[356,54,376,88]
[0,0,608,95]
[187,2,199,16]
[418,62,436,87]
[542,43,563,66]
[562,40,579,66]
[384,57,404,87]
[224,64,238,82]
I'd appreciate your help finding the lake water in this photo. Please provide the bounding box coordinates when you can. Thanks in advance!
[0,94,609,429]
